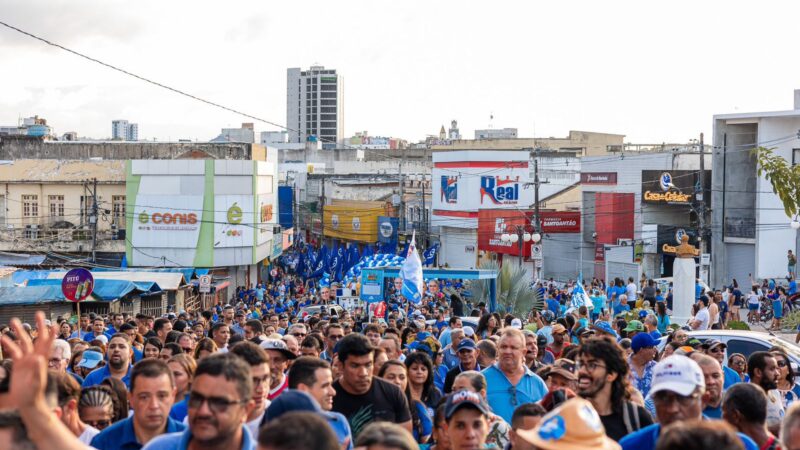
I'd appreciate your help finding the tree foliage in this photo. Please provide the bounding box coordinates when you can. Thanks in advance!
[469,260,543,317]
[754,146,800,218]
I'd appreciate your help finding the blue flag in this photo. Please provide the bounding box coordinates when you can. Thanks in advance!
[569,279,593,311]
[422,243,439,267]
[400,232,424,304]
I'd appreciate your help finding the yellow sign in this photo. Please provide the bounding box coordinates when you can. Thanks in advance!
[643,190,692,203]
[323,204,383,242]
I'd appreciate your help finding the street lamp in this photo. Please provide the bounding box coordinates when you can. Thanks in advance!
[500,225,532,267]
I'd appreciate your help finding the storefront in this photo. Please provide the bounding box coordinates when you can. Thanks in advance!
[126,159,279,292]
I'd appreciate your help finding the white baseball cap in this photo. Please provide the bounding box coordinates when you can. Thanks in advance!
[510,318,523,329]
[463,326,475,337]
[648,355,705,397]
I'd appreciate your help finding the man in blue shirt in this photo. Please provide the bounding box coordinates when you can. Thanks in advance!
[620,355,757,450]
[481,328,548,423]
[143,353,257,450]
[82,317,109,342]
[701,339,741,390]
[91,359,185,450]
[82,334,133,389]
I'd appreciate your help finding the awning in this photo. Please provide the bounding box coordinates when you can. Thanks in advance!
[27,278,162,301]
[47,271,185,290]
[0,253,46,267]
[12,270,55,285]
[0,285,66,305]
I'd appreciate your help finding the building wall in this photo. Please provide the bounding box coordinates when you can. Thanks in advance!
[431,130,625,156]
[0,137,262,161]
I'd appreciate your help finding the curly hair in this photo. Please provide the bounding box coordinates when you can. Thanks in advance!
[578,337,631,413]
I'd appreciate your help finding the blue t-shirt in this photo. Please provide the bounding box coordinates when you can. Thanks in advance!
[91,416,185,450]
[82,365,133,390]
[723,365,742,390]
[789,280,798,296]
[620,423,757,450]
[482,364,548,423]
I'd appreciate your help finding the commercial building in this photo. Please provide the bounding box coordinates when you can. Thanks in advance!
[475,128,518,139]
[112,120,138,141]
[125,157,279,290]
[287,65,344,148]
[711,90,800,287]
[430,130,626,157]
[211,122,255,143]
[0,116,54,138]
[579,151,710,282]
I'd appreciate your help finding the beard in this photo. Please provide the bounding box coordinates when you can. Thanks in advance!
[108,356,127,370]
[578,375,606,399]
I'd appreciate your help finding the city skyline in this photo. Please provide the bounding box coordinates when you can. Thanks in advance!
[2,0,800,143]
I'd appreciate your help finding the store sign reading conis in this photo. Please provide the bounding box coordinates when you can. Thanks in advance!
[137,210,199,229]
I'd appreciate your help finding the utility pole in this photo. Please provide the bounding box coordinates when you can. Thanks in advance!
[421,176,427,248]
[697,133,707,281]
[533,149,542,279]
[319,174,325,244]
[90,178,98,264]
[398,149,406,235]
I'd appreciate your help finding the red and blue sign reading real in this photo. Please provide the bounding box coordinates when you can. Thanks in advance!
[480,176,520,205]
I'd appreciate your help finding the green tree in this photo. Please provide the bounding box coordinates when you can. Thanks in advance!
[468,260,543,316]
[755,146,800,218]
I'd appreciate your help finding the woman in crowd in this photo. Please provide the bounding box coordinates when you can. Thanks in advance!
[728,353,749,382]
[78,386,117,431]
[772,350,800,409]
[379,360,432,443]
[143,337,162,359]
[168,353,197,421]
[476,313,499,339]
[656,302,670,335]
[58,321,73,340]
[193,337,218,360]
[406,352,443,415]
[101,377,129,421]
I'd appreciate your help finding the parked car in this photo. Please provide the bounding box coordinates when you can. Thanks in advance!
[658,329,800,372]
[299,304,344,317]
[426,316,480,331]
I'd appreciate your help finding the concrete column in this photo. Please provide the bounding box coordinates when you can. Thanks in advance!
[672,258,696,326]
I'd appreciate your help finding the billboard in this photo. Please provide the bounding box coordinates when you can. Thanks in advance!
[641,170,710,205]
[432,151,533,214]
[323,203,384,242]
[477,209,530,256]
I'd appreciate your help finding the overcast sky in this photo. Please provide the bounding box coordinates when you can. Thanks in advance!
[1,0,799,143]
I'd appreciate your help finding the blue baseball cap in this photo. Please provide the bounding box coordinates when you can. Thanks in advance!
[631,333,659,353]
[638,310,648,319]
[590,321,618,338]
[77,350,104,369]
[456,339,477,352]
[265,390,321,421]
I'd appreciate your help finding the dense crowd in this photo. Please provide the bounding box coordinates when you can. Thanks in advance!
[1,261,800,450]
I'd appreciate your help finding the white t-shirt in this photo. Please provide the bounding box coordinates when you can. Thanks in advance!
[78,425,100,445]
[766,389,786,431]
[246,407,268,439]
[748,293,760,306]
[693,307,710,330]
[626,283,638,301]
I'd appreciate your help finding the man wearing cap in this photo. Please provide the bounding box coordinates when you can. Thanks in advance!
[701,339,741,390]
[442,390,493,450]
[546,324,572,359]
[443,339,482,393]
[75,350,104,379]
[260,339,297,401]
[628,333,658,398]
[515,398,621,450]
[622,320,644,339]
[231,311,247,337]
[83,334,133,389]
[482,328,548,423]
[619,355,758,450]
[545,359,578,392]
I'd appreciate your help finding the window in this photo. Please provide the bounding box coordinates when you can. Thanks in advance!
[793,148,799,166]
[321,92,337,99]
[22,194,38,225]
[0,195,5,226]
[112,195,126,228]
[48,195,64,222]
[725,339,769,360]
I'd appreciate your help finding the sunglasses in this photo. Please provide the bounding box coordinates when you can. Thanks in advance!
[188,392,246,414]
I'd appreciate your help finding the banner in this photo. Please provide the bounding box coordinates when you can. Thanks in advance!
[477,209,529,256]
[540,211,581,234]
[324,203,384,242]
[377,216,399,244]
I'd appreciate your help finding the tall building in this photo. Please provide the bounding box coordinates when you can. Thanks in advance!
[286,65,344,149]
[112,120,138,141]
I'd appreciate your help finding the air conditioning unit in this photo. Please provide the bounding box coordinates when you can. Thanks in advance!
[617,238,633,246]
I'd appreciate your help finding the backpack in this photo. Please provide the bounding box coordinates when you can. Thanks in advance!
[622,401,643,434]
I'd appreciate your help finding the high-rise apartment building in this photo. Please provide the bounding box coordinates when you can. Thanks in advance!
[286,66,344,149]
[112,120,138,141]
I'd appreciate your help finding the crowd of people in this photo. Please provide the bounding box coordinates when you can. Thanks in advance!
[2,260,800,450]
